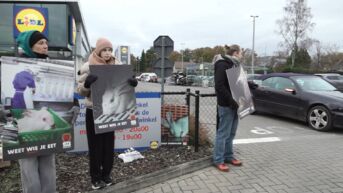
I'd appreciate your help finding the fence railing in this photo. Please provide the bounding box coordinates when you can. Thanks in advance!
[161,89,217,152]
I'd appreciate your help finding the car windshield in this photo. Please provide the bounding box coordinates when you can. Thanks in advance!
[293,76,337,91]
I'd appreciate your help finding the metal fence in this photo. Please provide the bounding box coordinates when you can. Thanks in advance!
[161,89,217,152]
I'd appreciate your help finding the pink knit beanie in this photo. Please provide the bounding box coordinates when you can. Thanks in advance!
[95,37,113,55]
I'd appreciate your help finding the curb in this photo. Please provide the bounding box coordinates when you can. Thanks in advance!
[90,155,212,193]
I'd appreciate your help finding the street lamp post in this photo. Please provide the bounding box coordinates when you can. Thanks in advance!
[251,15,258,75]
[181,43,185,73]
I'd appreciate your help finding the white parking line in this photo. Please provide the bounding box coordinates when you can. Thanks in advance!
[233,137,281,144]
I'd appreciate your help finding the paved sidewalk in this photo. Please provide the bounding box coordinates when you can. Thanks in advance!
[133,132,343,193]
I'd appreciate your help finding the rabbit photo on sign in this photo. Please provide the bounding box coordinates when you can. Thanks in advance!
[17,107,55,133]
[101,80,135,116]
[162,111,189,138]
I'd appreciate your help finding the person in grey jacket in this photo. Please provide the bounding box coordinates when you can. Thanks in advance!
[15,30,57,193]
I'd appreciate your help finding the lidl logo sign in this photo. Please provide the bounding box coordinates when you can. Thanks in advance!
[121,47,128,54]
[13,6,49,38]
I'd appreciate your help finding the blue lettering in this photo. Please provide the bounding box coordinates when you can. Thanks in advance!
[30,19,37,25]
[37,20,44,26]
[17,19,24,25]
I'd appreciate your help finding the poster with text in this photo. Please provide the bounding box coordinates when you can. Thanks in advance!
[115,92,161,151]
[0,56,75,160]
[161,104,189,145]
[90,65,139,134]
[68,95,88,152]
[69,92,161,152]
[226,65,255,119]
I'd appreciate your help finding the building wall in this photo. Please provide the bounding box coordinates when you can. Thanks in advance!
[0,2,90,62]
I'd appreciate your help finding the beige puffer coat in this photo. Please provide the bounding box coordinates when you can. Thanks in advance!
[77,56,121,108]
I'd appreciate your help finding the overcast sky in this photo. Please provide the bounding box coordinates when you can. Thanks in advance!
[80,0,343,57]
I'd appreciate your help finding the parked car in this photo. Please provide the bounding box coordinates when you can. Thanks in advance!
[247,74,262,84]
[136,73,158,82]
[249,73,343,131]
[315,73,343,92]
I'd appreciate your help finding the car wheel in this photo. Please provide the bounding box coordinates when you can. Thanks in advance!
[307,106,332,131]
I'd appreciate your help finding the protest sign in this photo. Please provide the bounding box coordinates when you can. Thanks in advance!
[161,104,189,145]
[90,65,139,134]
[0,56,75,160]
[226,65,255,119]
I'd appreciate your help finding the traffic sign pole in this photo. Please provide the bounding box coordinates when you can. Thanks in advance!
[161,36,165,104]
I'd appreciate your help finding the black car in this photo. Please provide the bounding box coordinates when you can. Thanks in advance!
[250,73,343,131]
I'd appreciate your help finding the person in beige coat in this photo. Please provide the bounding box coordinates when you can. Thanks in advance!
[77,37,137,190]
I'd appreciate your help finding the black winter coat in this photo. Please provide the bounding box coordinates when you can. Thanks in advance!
[214,57,238,109]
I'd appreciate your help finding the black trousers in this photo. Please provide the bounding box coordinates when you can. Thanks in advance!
[86,108,114,183]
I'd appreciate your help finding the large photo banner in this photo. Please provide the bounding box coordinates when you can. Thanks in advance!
[161,104,189,145]
[115,92,161,151]
[90,65,139,134]
[226,65,255,119]
[70,92,161,152]
[0,56,75,160]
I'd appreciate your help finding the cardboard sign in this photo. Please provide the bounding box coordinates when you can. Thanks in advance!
[70,92,161,152]
[226,65,255,119]
[115,92,161,151]
[90,65,139,134]
[161,104,189,145]
[0,57,75,160]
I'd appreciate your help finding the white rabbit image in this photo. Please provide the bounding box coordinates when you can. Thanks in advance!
[161,111,189,138]
[17,107,55,133]
[101,81,135,115]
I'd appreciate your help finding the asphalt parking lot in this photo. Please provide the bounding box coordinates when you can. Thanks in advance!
[134,82,343,193]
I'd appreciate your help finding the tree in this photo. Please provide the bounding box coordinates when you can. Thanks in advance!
[241,48,258,67]
[130,54,138,73]
[169,51,181,62]
[276,0,315,68]
[139,50,146,72]
[286,48,312,70]
[182,48,192,62]
[213,46,225,56]
[321,44,343,71]
[191,47,215,63]
[306,39,322,70]
[145,47,157,71]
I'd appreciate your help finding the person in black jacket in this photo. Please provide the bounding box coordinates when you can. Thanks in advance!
[213,44,243,172]
[77,37,138,190]
[15,30,57,193]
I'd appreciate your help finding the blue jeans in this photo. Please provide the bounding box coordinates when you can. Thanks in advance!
[213,105,238,164]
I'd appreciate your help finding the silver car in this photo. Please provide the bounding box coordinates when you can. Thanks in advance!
[315,73,343,92]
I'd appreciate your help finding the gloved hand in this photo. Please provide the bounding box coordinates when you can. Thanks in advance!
[128,76,138,87]
[84,74,98,88]
[230,99,239,109]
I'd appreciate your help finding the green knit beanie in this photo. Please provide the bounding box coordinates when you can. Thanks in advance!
[16,30,37,58]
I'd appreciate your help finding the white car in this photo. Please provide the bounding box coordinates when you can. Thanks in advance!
[136,73,158,82]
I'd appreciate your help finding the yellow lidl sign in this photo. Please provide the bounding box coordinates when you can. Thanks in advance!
[121,47,128,54]
[13,6,49,37]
